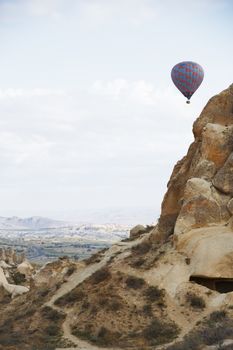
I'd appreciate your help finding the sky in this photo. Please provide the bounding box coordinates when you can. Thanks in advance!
[0,0,232,223]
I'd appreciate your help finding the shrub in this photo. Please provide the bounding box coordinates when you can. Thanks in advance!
[37,287,50,298]
[186,293,206,309]
[41,306,64,321]
[208,310,227,323]
[45,324,60,336]
[65,265,77,276]
[166,334,201,350]
[72,326,120,346]
[85,248,108,265]
[144,286,165,302]
[13,272,26,285]
[142,304,153,316]
[143,318,179,345]
[200,326,233,346]
[90,268,111,284]
[131,242,150,255]
[130,258,145,268]
[55,289,85,306]
[125,276,145,289]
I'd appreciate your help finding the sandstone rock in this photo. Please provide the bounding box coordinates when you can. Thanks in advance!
[201,123,233,169]
[192,159,216,180]
[176,226,233,278]
[0,260,11,269]
[130,225,147,239]
[174,178,228,235]
[227,198,233,214]
[157,85,233,238]
[193,84,233,138]
[213,152,233,194]
[17,260,34,278]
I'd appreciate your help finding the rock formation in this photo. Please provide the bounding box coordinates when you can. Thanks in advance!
[156,84,233,237]
[0,248,32,298]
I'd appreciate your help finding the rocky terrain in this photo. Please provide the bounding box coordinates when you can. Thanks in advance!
[1,84,233,350]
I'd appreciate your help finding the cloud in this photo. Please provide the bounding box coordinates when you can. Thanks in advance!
[78,0,157,29]
[0,88,66,99]
[0,132,54,166]
[90,79,190,108]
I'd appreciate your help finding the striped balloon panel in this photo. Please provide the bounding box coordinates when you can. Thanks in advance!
[171,61,204,99]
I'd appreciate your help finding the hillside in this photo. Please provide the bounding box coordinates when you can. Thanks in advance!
[0,84,233,350]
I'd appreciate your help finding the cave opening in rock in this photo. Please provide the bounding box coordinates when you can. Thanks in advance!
[190,276,233,293]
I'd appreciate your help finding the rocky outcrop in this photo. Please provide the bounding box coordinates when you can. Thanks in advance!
[130,224,147,239]
[157,84,233,237]
[0,248,31,298]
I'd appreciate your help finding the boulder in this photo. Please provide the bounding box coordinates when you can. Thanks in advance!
[213,152,233,195]
[17,260,34,278]
[227,198,233,215]
[174,178,229,235]
[129,225,147,239]
[200,123,233,169]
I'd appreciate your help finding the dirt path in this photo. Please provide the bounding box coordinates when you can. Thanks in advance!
[45,239,142,350]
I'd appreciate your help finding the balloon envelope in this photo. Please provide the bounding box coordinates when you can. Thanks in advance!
[171,61,204,100]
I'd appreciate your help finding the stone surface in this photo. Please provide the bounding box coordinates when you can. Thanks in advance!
[174,178,230,234]
[129,224,146,239]
[157,85,233,238]
[227,198,233,214]
[200,123,233,169]
[17,260,33,277]
[213,152,233,194]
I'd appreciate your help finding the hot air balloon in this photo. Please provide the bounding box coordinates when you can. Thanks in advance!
[171,61,204,103]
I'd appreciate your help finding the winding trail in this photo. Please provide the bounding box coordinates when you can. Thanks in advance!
[45,240,140,350]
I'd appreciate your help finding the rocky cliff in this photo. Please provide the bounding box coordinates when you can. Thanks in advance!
[1,85,233,350]
[157,84,233,238]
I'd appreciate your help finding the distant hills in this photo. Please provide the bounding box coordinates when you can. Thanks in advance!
[0,216,67,229]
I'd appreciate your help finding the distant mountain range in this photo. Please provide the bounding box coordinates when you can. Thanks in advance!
[0,216,67,229]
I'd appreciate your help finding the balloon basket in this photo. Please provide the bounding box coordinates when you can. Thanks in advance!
[186,100,190,104]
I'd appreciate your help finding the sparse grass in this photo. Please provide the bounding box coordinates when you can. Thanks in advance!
[186,292,206,309]
[125,275,145,289]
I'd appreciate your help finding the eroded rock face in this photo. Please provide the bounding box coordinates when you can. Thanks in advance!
[157,84,233,237]
[130,225,147,239]
[213,152,233,194]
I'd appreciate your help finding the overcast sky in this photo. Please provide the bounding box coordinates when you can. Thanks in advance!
[0,0,232,223]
